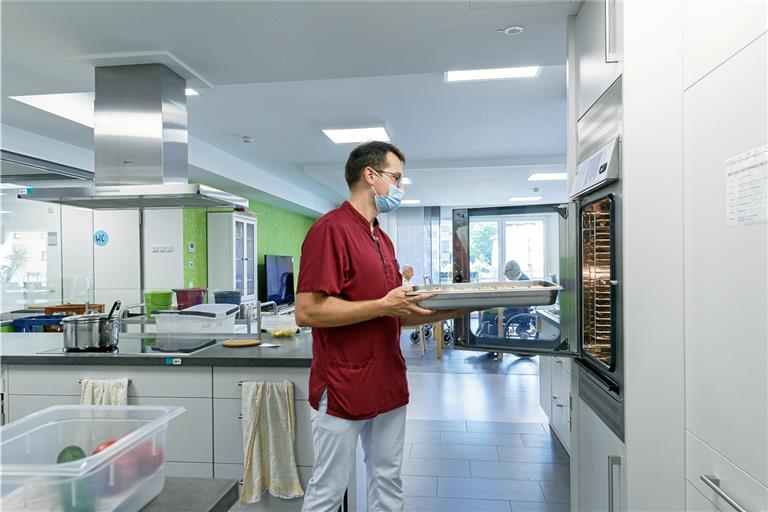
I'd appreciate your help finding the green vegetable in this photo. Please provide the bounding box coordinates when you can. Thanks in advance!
[56,445,95,512]
[57,445,86,463]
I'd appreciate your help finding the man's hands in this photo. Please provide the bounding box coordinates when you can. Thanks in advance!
[377,286,435,319]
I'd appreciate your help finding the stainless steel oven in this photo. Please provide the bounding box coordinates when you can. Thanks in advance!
[451,77,625,439]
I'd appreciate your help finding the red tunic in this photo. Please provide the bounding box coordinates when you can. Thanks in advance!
[297,201,407,420]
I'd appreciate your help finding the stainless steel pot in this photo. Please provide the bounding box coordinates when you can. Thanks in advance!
[62,313,119,351]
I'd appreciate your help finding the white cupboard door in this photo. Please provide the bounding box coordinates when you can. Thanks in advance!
[683,33,768,487]
[235,220,245,295]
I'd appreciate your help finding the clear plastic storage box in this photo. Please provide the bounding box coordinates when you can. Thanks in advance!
[154,304,238,333]
[0,405,184,511]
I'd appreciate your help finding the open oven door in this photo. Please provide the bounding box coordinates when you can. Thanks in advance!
[450,203,579,358]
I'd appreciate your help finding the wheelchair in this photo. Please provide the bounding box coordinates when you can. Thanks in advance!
[475,309,540,358]
[409,320,454,346]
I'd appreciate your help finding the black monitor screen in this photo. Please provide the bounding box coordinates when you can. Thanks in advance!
[265,255,294,305]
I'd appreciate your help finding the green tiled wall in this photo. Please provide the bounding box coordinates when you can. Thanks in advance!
[183,208,208,288]
[248,200,316,301]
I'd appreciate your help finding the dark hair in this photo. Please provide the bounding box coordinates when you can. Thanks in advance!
[344,141,405,188]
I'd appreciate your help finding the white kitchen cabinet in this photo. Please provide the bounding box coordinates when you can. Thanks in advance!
[682,0,767,89]
[5,365,213,473]
[549,357,571,454]
[574,0,623,118]
[208,212,257,302]
[538,355,571,455]
[577,397,625,512]
[686,482,719,512]
[683,31,767,490]
[213,398,314,467]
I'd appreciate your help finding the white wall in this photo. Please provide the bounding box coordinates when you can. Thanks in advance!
[93,210,141,306]
[142,209,184,291]
[622,1,686,509]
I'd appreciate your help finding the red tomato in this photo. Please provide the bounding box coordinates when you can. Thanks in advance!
[92,439,118,455]
[135,440,164,476]
[113,451,139,492]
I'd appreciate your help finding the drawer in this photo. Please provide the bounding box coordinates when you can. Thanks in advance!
[686,431,768,511]
[6,395,212,463]
[213,398,314,466]
[551,356,571,375]
[134,397,212,463]
[165,461,214,478]
[214,464,312,512]
[213,367,310,399]
[7,365,212,398]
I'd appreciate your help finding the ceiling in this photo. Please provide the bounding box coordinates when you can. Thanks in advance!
[1,0,580,214]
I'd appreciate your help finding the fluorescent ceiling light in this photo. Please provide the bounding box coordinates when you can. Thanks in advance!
[445,66,541,82]
[0,183,22,190]
[322,127,390,144]
[185,88,199,96]
[528,172,568,181]
[10,92,95,128]
[401,177,413,185]
[401,199,421,205]
[508,196,543,202]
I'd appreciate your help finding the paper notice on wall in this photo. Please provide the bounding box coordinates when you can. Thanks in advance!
[726,145,767,227]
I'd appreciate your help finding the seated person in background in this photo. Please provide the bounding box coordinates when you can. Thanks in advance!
[401,265,414,286]
[478,260,534,339]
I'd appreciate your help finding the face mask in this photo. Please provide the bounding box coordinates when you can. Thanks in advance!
[372,174,405,213]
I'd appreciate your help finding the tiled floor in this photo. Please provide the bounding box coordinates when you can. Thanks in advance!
[402,329,570,512]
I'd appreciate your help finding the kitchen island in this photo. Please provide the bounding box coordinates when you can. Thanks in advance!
[0,331,363,512]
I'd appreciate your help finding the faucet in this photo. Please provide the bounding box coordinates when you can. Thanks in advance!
[244,301,277,334]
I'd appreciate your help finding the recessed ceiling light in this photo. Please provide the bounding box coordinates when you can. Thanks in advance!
[401,199,421,205]
[496,26,525,36]
[185,88,199,96]
[322,127,390,144]
[10,92,95,128]
[401,177,413,185]
[528,172,568,181]
[508,196,543,202]
[445,66,541,83]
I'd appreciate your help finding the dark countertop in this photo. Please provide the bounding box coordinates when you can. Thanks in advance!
[0,332,313,367]
[142,477,238,512]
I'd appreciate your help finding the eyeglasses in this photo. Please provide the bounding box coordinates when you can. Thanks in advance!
[372,168,404,187]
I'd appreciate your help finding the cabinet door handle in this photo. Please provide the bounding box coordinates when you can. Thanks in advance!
[700,475,747,512]
[608,455,621,511]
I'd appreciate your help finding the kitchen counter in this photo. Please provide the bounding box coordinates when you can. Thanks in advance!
[0,332,313,367]
[142,477,238,512]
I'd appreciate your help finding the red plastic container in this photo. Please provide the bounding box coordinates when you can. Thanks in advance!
[172,288,207,310]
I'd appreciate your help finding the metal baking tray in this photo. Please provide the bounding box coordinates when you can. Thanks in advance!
[406,280,562,310]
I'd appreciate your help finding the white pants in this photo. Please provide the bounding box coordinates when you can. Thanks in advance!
[300,392,407,512]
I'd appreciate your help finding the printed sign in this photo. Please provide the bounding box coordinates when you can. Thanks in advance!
[726,145,767,227]
[94,230,109,247]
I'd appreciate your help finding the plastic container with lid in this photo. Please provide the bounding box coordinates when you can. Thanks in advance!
[213,290,242,305]
[172,288,207,310]
[143,291,173,320]
[0,404,184,512]
[154,304,238,333]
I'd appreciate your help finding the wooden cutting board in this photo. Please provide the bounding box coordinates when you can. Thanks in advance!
[223,338,261,348]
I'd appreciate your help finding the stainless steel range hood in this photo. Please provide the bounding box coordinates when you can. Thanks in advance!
[19,64,248,210]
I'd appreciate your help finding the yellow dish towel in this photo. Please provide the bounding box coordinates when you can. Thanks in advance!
[241,380,304,504]
[79,377,129,405]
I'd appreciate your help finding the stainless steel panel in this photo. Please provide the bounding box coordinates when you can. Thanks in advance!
[577,76,622,165]
[407,280,562,310]
[18,183,249,209]
[95,64,187,186]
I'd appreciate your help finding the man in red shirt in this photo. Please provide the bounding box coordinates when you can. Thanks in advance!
[296,141,464,512]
